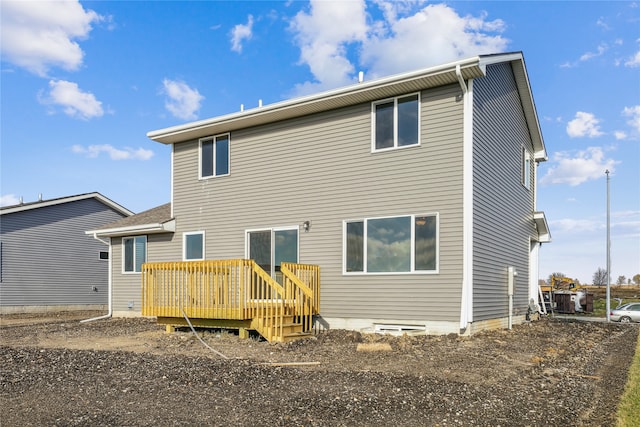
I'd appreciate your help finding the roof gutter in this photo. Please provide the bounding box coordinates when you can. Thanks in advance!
[147,55,484,145]
[86,219,176,238]
[81,234,112,323]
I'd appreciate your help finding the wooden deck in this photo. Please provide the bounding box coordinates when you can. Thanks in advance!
[142,259,319,342]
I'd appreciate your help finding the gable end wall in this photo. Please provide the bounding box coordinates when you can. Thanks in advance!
[472,62,537,322]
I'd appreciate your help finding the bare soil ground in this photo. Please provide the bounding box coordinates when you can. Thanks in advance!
[1,311,638,426]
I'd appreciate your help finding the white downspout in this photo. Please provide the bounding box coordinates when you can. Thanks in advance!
[458,64,474,333]
[456,64,468,94]
[82,234,112,323]
[508,267,517,329]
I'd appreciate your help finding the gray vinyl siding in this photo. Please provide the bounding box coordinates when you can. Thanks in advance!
[471,62,537,321]
[0,198,127,308]
[111,233,176,313]
[171,84,465,322]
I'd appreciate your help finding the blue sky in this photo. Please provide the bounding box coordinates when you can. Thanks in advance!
[1,1,638,284]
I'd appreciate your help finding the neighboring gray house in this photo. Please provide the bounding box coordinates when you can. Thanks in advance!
[92,52,551,335]
[0,193,133,313]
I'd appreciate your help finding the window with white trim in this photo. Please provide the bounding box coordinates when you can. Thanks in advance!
[344,214,438,273]
[184,231,205,260]
[522,146,531,190]
[200,134,229,178]
[123,236,146,273]
[372,93,420,151]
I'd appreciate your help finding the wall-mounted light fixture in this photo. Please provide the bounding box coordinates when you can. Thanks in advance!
[302,220,311,232]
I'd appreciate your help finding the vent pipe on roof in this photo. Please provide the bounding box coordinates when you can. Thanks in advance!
[19,196,23,205]
[240,104,244,112]
[258,99,263,108]
[38,193,42,201]
[358,71,364,83]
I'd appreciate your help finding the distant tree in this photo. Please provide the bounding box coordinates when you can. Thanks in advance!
[634,274,640,285]
[593,268,608,286]
[548,272,566,283]
[616,275,627,285]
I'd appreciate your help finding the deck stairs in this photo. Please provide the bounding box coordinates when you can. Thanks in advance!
[251,314,313,343]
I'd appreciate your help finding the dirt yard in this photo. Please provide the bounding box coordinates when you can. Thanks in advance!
[1,311,638,426]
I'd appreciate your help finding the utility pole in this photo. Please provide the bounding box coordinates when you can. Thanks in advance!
[606,170,611,322]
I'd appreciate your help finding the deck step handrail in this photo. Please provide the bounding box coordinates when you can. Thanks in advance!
[281,262,320,314]
[142,259,320,342]
[281,264,315,333]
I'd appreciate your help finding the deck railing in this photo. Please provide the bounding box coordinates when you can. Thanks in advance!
[141,259,320,342]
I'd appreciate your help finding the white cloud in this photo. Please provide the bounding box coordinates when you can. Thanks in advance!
[288,1,508,95]
[72,144,154,161]
[579,43,608,62]
[361,4,507,78]
[162,79,204,121]
[614,130,627,140]
[0,194,21,207]
[540,147,618,186]
[290,0,368,94]
[230,15,254,53]
[39,80,104,120]
[550,218,603,234]
[596,17,610,31]
[622,105,640,134]
[625,45,640,67]
[566,112,604,138]
[0,0,102,76]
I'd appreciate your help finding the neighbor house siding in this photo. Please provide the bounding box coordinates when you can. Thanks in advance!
[0,198,126,309]
[471,62,537,321]
[171,84,466,323]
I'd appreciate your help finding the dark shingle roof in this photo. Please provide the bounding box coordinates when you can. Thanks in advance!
[94,203,172,231]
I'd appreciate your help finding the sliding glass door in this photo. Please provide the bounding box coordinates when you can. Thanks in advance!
[247,227,298,281]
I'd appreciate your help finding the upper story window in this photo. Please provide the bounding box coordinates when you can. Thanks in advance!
[200,134,229,179]
[184,231,204,260]
[344,213,438,274]
[522,146,531,190]
[372,93,420,152]
[123,236,146,273]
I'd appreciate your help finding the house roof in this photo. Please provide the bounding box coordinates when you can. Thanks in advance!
[533,211,551,243]
[0,192,134,217]
[86,202,174,237]
[147,52,547,161]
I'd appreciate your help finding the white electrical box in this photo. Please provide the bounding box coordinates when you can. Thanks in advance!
[507,267,516,296]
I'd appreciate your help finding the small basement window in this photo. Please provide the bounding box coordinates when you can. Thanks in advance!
[99,251,109,260]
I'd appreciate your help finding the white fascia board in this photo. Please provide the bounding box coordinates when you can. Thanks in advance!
[533,212,551,243]
[86,219,176,238]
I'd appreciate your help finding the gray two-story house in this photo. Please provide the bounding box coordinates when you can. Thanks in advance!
[91,52,550,339]
[1,193,133,313]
